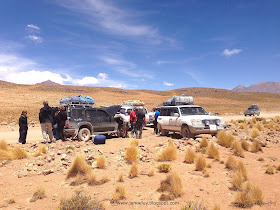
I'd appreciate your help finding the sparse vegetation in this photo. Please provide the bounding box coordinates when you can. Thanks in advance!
[129,138,139,147]
[206,142,220,160]
[239,123,248,129]
[235,161,248,180]
[265,165,275,175]
[225,155,237,170]
[217,130,234,148]
[231,171,245,191]
[112,185,126,201]
[241,140,250,151]
[66,145,75,151]
[250,141,263,153]
[58,190,105,210]
[157,164,171,173]
[250,128,260,138]
[158,172,183,200]
[129,163,138,178]
[66,154,91,179]
[184,148,196,163]
[86,173,98,186]
[96,155,106,168]
[0,140,28,161]
[117,173,124,182]
[30,187,46,202]
[125,146,138,163]
[252,118,257,124]
[158,140,178,161]
[148,168,155,177]
[256,122,263,131]
[199,137,208,148]
[232,141,245,158]
[33,144,47,157]
[195,154,207,171]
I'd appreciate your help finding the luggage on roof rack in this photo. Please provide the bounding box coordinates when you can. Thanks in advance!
[60,95,94,106]
[163,95,194,106]
[123,100,145,106]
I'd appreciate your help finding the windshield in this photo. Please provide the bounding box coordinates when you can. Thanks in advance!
[248,108,257,110]
[180,107,208,115]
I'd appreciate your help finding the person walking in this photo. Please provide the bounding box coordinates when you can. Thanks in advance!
[57,106,67,141]
[39,101,55,143]
[154,108,160,134]
[130,108,136,138]
[135,107,145,139]
[18,110,28,144]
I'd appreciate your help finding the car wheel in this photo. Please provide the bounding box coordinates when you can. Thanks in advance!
[181,125,192,139]
[78,128,91,141]
[158,124,168,136]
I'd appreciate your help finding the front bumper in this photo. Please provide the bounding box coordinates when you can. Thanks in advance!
[188,124,226,134]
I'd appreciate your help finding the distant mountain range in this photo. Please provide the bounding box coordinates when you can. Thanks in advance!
[35,80,60,86]
[232,82,280,93]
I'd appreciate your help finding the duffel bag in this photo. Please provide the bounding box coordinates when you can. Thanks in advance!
[94,135,106,145]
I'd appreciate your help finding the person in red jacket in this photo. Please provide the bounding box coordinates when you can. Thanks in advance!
[130,108,136,138]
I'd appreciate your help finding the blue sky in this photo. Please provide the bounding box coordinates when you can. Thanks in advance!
[0,0,279,90]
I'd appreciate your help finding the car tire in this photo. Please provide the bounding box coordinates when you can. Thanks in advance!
[181,125,192,139]
[78,128,91,141]
[158,124,168,136]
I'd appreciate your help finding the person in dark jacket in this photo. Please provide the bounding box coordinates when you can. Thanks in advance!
[57,106,67,141]
[52,107,59,141]
[39,101,54,143]
[19,110,28,144]
[135,107,145,139]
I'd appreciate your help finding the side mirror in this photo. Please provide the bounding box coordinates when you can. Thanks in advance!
[174,113,179,117]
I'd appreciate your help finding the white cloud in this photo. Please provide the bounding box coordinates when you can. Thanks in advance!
[97,73,108,80]
[26,35,43,43]
[223,49,242,56]
[72,76,99,86]
[27,24,40,30]
[163,81,174,86]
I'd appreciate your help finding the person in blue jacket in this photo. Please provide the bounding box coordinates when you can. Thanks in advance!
[19,110,28,144]
[154,108,160,134]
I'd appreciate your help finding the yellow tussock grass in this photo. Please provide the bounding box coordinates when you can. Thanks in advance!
[225,155,237,170]
[250,128,260,138]
[148,168,155,177]
[158,172,183,200]
[250,141,262,153]
[206,142,220,160]
[157,164,171,173]
[195,154,207,171]
[30,187,45,202]
[0,140,28,161]
[217,130,234,148]
[66,154,91,179]
[117,173,124,182]
[129,138,139,147]
[184,148,196,163]
[252,118,257,124]
[112,185,126,201]
[199,137,208,148]
[33,144,47,157]
[158,140,178,161]
[129,163,138,178]
[256,122,263,131]
[265,165,275,175]
[0,140,8,150]
[125,146,138,163]
[235,161,248,180]
[232,141,245,158]
[241,140,250,151]
[231,171,245,191]
[96,155,106,169]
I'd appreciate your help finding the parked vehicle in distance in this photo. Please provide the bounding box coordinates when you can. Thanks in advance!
[244,104,260,116]
[63,104,119,141]
[157,105,227,139]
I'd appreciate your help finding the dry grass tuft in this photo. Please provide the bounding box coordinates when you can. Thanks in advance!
[195,154,207,171]
[232,141,245,158]
[265,165,275,175]
[233,182,263,208]
[30,187,46,202]
[0,140,8,150]
[212,204,221,210]
[157,164,171,173]
[252,117,257,124]
[33,144,47,157]
[184,148,196,163]
[129,138,139,147]
[199,137,208,148]
[158,172,183,200]
[58,190,105,210]
[250,128,260,138]
[225,155,237,170]
[148,168,155,177]
[231,171,245,191]
[0,141,28,161]
[70,174,87,186]
[250,141,263,153]
[158,140,178,161]
[217,130,234,148]
[66,154,91,179]
[235,161,248,180]
[112,185,126,201]
[86,173,98,186]
[206,143,220,160]
[125,146,138,163]
[117,173,124,182]
[129,163,138,178]
[239,123,248,129]
[256,122,263,131]
[241,140,250,151]
[96,155,106,169]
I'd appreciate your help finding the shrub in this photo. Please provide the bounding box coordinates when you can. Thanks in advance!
[158,140,178,161]
[70,174,87,186]
[158,172,183,200]
[86,173,98,186]
[96,156,106,169]
[199,137,208,148]
[268,122,274,130]
[231,171,245,191]
[256,122,263,131]
[117,173,124,182]
[217,130,234,148]
[232,141,244,158]
[225,155,237,170]
[0,140,8,150]
[148,168,155,177]
[112,185,126,201]
[265,165,275,175]
[157,164,171,173]
[66,154,91,179]
[58,190,105,210]
[129,163,138,178]
[195,154,206,171]
[30,187,45,202]
[241,140,250,151]
[66,145,75,151]
[33,144,47,157]
[10,146,28,160]
[250,141,263,153]
[206,143,220,160]
[129,138,139,147]
[0,141,28,161]
[184,148,196,163]
[235,161,248,180]
[250,128,260,138]
[252,118,257,124]
[239,123,246,129]
[125,146,138,163]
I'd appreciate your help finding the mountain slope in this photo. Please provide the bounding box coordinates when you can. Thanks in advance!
[232,82,280,93]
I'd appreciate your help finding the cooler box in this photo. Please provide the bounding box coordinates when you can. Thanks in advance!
[94,135,106,145]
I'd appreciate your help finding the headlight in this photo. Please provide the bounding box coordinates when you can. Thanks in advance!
[217,119,225,125]
[191,119,202,125]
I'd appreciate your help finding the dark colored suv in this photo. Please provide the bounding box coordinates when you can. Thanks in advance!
[244,104,260,116]
[63,105,119,141]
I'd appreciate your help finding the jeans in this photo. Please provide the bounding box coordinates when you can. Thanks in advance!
[154,120,158,134]
[135,122,143,139]
[130,121,136,136]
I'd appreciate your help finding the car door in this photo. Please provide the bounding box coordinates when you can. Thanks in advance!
[158,108,169,129]
[95,109,116,132]
[168,107,180,131]
[85,109,100,132]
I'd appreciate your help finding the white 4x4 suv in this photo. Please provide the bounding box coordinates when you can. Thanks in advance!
[157,105,226,138]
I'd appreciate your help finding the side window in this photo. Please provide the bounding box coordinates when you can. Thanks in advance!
[96,110,110,122]
[71,108,85,118]
[85,110,96,118]
[160,108,167,116]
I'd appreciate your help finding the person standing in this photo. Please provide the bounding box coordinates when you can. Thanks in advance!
[52,107,59,141]
[135,107,145,139]
[130,108,136,138]
[39,101,54,143]
[18,110,28,144]
[154,108,160,134]
[57,106,67,141]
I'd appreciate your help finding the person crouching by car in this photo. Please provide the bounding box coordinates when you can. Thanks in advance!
[19,110,28,144]
[57,106,67,141]
[39,101,55,143]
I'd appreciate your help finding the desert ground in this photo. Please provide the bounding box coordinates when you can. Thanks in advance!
[1,112,280,210]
